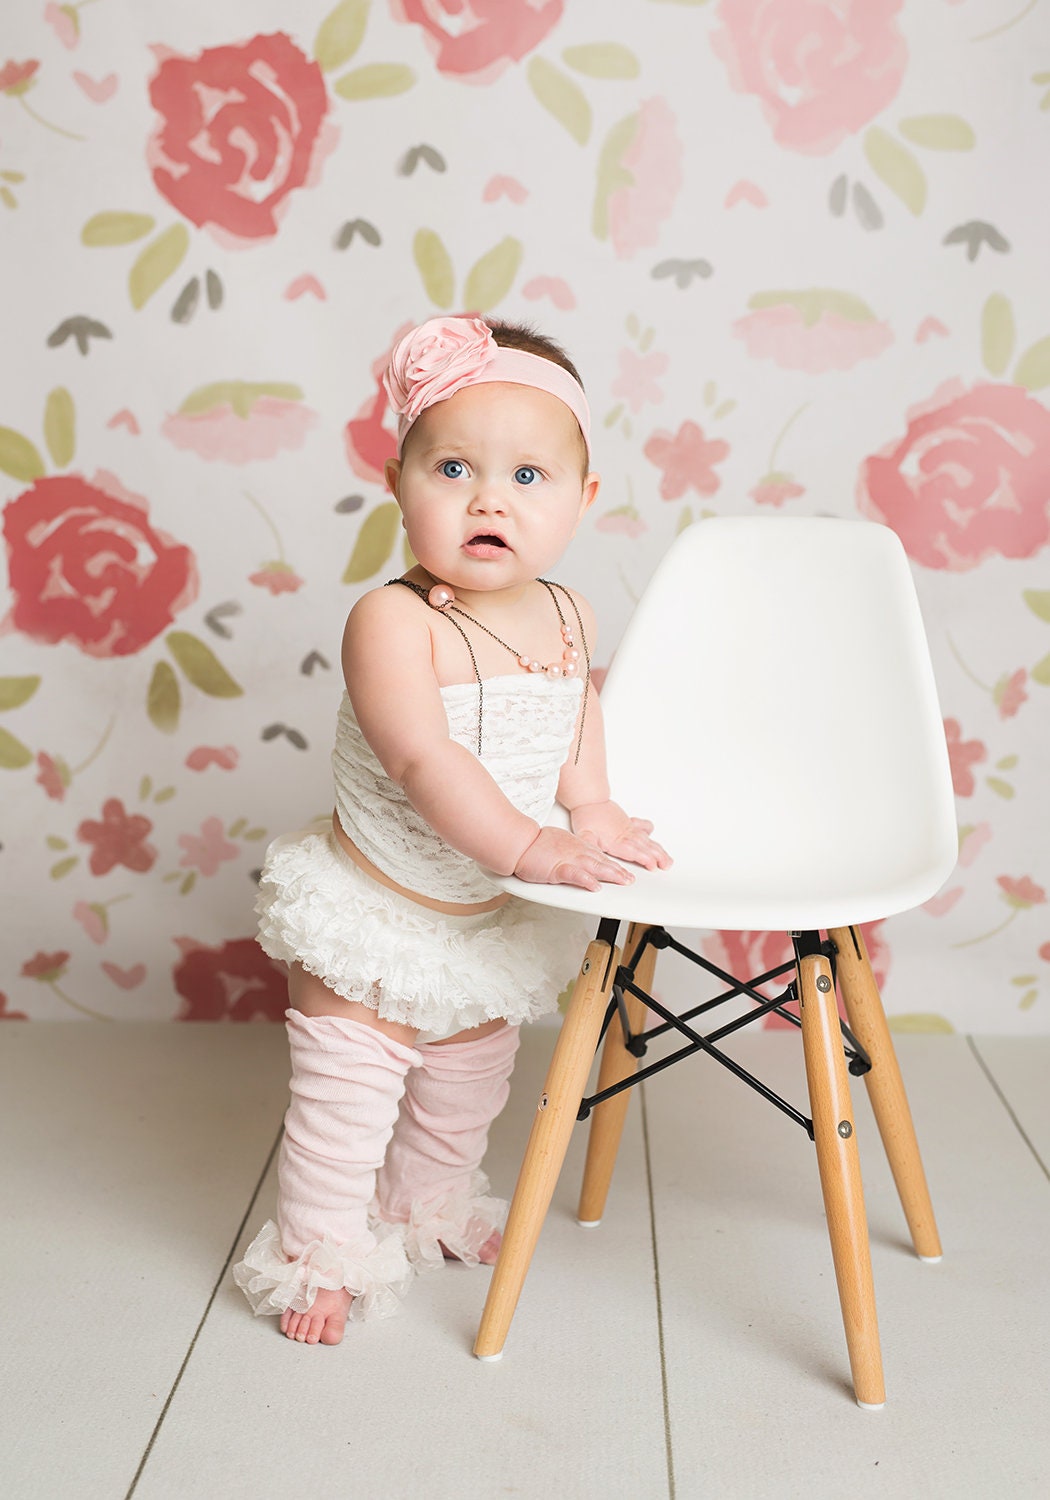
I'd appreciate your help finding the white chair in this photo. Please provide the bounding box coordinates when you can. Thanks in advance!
[473,516,958,1409]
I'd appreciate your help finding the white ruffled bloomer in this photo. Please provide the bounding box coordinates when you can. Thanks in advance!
[255,821,588,1036]
[233,1220,413,1322]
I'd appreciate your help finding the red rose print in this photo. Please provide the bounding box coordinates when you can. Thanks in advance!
[3,472,198,658]
[146,33,334,242]
[344,322,412,483]
[77,798,158,876]
[390,0,564,84]
[173,936,288,1021]
[858,381,1050,571]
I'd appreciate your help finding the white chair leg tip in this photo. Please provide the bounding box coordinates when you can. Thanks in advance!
[919,1254,943,1263]
[856,1399,885,1411]
[475,1351,503,1362]
[577,1218,602,1229]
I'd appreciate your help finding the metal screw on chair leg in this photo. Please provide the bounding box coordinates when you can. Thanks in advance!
[838,1120,853,1138]
[581,960,591,975]
[816,975,832,992]
[538,1093,549,1111]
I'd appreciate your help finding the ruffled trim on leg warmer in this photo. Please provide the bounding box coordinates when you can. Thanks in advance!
[373,1171,508,1274]
[232,1220,413,1321]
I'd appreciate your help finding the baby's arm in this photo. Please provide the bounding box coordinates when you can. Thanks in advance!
[344,587,633,891]
[553,594,672,872]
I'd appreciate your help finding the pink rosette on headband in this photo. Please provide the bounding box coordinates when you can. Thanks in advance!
[383,316,496,421]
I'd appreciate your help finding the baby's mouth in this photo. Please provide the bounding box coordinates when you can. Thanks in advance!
[465,533,508,549]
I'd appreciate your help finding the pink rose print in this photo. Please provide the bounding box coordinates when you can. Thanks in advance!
[77,799,158,876]
[3,472,198,658]
[344,322,413,483]
[702,923,889,1030]
[173,936,288,1021]
[146,33,336,243]
[389,0,564,84]
[604,97,683,260]
[162,383,317,463]
[644,420,730,500]
[178,816,239,877]
[734,291,893,373]
[943,719,986,797]
[611,348,669,413]
[711,0,908,155]
[857,381,1050,571]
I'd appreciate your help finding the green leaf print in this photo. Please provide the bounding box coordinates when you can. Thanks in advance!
[897,115,976,150]
[0,676,40,710]
[0,725,33,769]
[981,294,1015,376]
[1014,335,1050,391]
[462,238,523,312]
[0,426,46,482]
[166,633,244,698]
[81,211,156,247]
[863,128,926,215]
[147,659,181,732]
[128,224,190,309]
[334,64,415,100]
[413,229,455,309]
[43,386,75,467]
[527,57,592,144]
[593,113,639,241]
[562,43,640,80]
[1022,589,1050,623]
[314,0,371,72]
[342,501,401,583]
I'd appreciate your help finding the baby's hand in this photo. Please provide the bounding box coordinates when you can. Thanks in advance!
[570,801,672,871]
[512,827,635,892]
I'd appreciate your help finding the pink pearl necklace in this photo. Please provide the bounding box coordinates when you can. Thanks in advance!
[426,581,582,679]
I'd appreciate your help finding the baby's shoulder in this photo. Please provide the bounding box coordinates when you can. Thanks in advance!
[343,579,431,651]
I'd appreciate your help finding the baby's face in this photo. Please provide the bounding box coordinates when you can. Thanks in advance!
[387,381,598,598]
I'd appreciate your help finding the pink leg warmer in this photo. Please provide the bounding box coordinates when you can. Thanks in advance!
[233,1011,421,1320]
[374,1023,521,1270]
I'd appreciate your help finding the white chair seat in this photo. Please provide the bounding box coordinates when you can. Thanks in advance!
[496,516,957,930]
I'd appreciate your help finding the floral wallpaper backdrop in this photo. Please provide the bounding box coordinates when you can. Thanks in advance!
[1,0,1048,1030]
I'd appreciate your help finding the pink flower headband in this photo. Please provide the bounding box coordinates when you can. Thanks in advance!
[383,316,591,462]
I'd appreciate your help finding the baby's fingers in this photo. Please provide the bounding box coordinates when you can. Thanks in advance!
[555,855,634,891]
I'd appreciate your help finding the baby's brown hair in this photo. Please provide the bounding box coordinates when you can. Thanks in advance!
[486,320,585,390]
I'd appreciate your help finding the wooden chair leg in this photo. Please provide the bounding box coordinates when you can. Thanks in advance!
[474,931,621,1361]
[577,922,656,1227]
[797,949,886,1409]
[828,925,942,1261]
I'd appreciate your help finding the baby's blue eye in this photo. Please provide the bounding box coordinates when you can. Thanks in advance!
[440,460,465,479]
[514,466,539,486]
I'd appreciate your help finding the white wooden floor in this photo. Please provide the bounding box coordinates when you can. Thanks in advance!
[2,1019,1049,1499]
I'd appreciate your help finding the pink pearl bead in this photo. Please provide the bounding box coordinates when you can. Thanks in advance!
[563,660,579,677]
[561,625,573,640]
[518,654,531,668]
[528,660,544,673]
[564,648,580,662]
[428,584,454,610]
[546,663,563,678]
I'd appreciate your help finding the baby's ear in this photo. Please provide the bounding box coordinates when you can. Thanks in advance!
[579,471,601,515]
[384,458,402,500]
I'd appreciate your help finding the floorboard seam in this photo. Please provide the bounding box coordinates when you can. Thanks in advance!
[641,1085,677,1500]
[124,1122,285,1499]
[967,1036,1050,1185]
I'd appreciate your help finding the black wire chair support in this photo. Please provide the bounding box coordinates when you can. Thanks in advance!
[577,922,872,1142]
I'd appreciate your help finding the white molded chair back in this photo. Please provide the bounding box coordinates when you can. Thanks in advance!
[504,517,957,931]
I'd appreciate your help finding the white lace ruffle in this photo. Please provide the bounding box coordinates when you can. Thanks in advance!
[374,1171,508,1273]
[232,1220,413,1321]
[255,824,589,1036]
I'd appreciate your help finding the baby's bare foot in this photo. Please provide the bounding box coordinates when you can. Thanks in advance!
[280,1286,352,1345]
[441,1227,502,1265]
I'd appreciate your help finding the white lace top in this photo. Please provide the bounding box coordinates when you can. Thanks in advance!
[332,674,584,902]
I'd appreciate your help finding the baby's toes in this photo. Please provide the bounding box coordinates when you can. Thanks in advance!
[478,1229,502,1265]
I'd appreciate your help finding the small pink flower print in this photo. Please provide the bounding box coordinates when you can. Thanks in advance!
[73,901,107,944]
[0,992,29,1020]
[36,751,69,801]
[734,292,892,373]
[711,0,908,156]
[44,5,80,50]
[858,381,1050,571]
[162,386,317,464]
[0,60,40,95]
[178,816,239,877]
[943,719,986,797]
[611,348,669,414]
[77,799,157,876]
[998,876,1046,910]
[146,33,336,244]
[644,420,730,500]
[603,97,683,260]
[521,275,575,310]
[22,950,70,982]
[958,822,992,868]
[249,562,304,594]
[994,668,1027,719]
[173,935,288,1021]
[596,508,647,539]
[702,923,889,1029]
[750,474,805,507]
[186,745,239,772]
[389,0,565,85]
